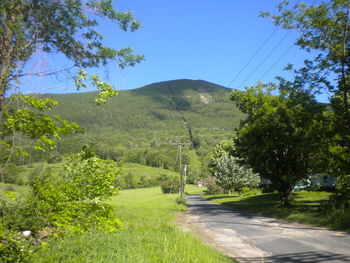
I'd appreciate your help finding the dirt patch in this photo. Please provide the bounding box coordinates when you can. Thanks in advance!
[199,94,209,104]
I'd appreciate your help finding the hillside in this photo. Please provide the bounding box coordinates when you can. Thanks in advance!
[47,79,243,153]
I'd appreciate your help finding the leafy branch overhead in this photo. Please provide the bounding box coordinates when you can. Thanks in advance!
[0,0,144,109]
[1,94,82,151]
[0,0,144,157]
[75,70,118,105]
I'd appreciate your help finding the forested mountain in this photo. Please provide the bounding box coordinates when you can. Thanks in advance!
[34,79,244,175]
[47,79,242,152]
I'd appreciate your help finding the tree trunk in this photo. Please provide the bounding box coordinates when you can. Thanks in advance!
[0,10,14,113]
[279,189,292,206]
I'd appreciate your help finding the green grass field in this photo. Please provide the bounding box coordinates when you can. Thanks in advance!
[119,162,178,177]
[204,190,350,232]
[17,161,177,183]
[33,187,233,263]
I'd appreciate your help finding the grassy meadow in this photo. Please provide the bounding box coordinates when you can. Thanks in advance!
[15,161,179,190]
[204,190,350,232]
[33,187,233,263]
[119,162,178,177]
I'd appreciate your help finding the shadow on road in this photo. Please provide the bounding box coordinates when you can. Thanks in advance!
[187,199,319,231]
[236,251,350,262]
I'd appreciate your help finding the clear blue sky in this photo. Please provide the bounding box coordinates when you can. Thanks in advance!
[22,0,329,102]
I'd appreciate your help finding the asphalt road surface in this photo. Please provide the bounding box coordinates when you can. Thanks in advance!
[186,194,350,263]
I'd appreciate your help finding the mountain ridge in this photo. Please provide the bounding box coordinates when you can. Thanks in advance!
[44,79,244,158]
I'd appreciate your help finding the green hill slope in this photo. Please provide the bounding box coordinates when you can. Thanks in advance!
[47,79,243,154]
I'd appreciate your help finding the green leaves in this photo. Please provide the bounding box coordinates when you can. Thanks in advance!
[264,0,350,201]
[1,94,82,151]
[63,152,119,201]
[211,153,260,195]
[0,0,144,105]
[232,83,328,204]
[6,152,121,237]
[74,70,118,105]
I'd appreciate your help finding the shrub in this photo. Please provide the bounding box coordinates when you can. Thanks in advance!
[161,177,180,194]
[2,152,121,240]
[204,176,224,195]
[0,226,34,263]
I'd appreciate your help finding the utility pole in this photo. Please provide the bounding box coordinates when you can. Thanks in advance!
[170,142,191,197]
[182,164,189,193]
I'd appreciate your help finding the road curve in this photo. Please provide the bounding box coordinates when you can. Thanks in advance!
[186,194,350,263]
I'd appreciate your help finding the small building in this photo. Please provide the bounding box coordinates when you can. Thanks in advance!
[197,181,204,188]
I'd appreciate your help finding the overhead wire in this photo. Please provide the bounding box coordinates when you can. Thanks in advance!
[258,42,295,80]
[227,0,314,89]
[255,0,319,83]
[237,30,292,89]
[226,27,278,88]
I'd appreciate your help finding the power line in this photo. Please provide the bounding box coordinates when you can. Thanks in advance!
[227,0,308,89]
[258,42,295,81]
[226,28,278,88]
[256,0,319,82]
[238,30,292,89]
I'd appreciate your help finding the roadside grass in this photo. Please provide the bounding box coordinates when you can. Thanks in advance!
[204,190,350,232]
[33,187,234,263]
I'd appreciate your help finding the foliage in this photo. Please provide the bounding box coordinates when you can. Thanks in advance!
[28,153,120,232]
[0,0,143,184]
[211,153,260,195]
[0,1,142,260]
[262,0,350,200]
[208,139,236,163]
[45,79,244,162]
[1,164,21,184]
[0,226,34,263]
[1,152,121,261]
[0,0,143,107]
[1,94,81,151]
[63,153,119,201]
[231,83,328,205]
[204,175,224,195]
[161,175,180,194]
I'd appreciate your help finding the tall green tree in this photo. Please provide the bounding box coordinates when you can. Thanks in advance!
[262,0,350,196]
[231,83,328,205]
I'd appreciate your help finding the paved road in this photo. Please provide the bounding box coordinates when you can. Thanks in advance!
[186,194,350,263]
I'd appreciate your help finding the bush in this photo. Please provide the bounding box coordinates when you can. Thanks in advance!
[0,227,34,263]
[161,177,180,194]
[2,152,121,241]
[204,176,224,195]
